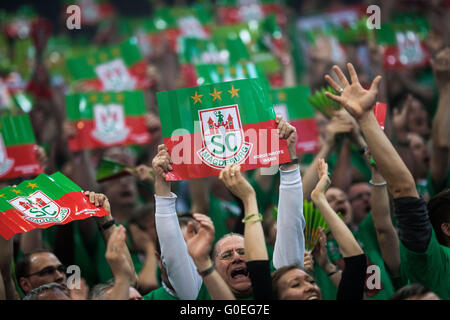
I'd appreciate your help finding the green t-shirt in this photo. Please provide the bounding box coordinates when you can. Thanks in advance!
[320,213,404,300]
[400,229,450,300]
[313,263,338,300]
[143,286,178,300]
[144,282,253,300]
[356,213,405,299]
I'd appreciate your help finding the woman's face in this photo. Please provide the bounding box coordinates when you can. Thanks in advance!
[277,268,322,300]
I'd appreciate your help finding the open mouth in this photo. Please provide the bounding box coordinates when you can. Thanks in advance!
[337,207,347,216]
[307,295,319,300]
[231,267,249,279]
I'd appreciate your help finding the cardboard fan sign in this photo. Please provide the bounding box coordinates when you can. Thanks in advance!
[156,78,291,180]
[0,172,109,240]
[0,114,43,180]
[66,38,150,92]
[270,86,319,154]
[66,90,151,151]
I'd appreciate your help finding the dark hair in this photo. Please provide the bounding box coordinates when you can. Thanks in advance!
[427,188,450,245]
[271,265,305,300]
[15,248,54,285]
[22,282,69,300]
[390,283,437,300]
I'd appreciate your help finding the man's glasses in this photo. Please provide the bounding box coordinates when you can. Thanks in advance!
[25,265,66,278]
[218,248,245,260]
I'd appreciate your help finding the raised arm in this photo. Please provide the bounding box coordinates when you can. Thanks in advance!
[104,225,134,300]
[430,48,450,191]
[311,159,364,258]
[0,237,17,300]
[219,165,267,262]
[324,63,417,199]
[219,164,272,300]
[186,213,235,300]
[128,223,159,294]
[152,144,202,299]
[302,114,353,200]
[85,191,138,289]
[365,151,400,276]
[324,63,439,256]
[273,116,305,269]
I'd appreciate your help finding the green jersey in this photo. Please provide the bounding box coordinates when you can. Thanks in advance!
[400,229,450,300]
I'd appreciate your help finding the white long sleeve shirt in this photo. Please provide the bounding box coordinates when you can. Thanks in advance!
[155,193,203,300]
[273,166,306,269]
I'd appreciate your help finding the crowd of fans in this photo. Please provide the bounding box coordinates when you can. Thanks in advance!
[0,0,448,301]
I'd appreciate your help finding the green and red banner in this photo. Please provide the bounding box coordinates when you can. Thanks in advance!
[0,172,109,240]
[143,5,213,53]
[217,0,286,26]
[157,78,291,181]
[0,114,42,180]
[66,90,151,151]
[270,86,319,154]
[376,15,430,70]
[66,38,150,92]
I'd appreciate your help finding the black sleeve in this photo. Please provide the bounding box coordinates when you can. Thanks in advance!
[337,254,367,300]
[246,260,274,300]
[393,196,431,253]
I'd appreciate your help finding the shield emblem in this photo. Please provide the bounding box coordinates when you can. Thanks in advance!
[197,105,252,169]
[94,58,136,91]
[0,133,14,177]
[92,103,130,144]
[9,191,69,224]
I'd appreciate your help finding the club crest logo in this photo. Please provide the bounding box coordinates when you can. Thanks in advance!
[0,133,14,177]
[92,104,130,144]
[9,191,69,225]
[198,105,252,169]
[95,58,136,91]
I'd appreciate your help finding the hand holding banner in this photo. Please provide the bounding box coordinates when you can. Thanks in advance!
[156,78,291,180]
[0,172,109,240]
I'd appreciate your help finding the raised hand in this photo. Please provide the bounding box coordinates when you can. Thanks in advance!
[151,144,172,196]
[186,213,215,271]
[431,47,450,87]
[129,223,154,254]
[84,191,111,214]
[324,63,382,120]
[304,251,314,274]
[151,144,173,181]
[219,164,255,203]
[105,226,134,282]
[275,115,297,160]
[311,158,331,201]
[323,113,354,147]
[312,228,329,269]
[126,164,154,184]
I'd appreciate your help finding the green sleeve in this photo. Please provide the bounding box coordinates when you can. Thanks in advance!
[400,229,450,300]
